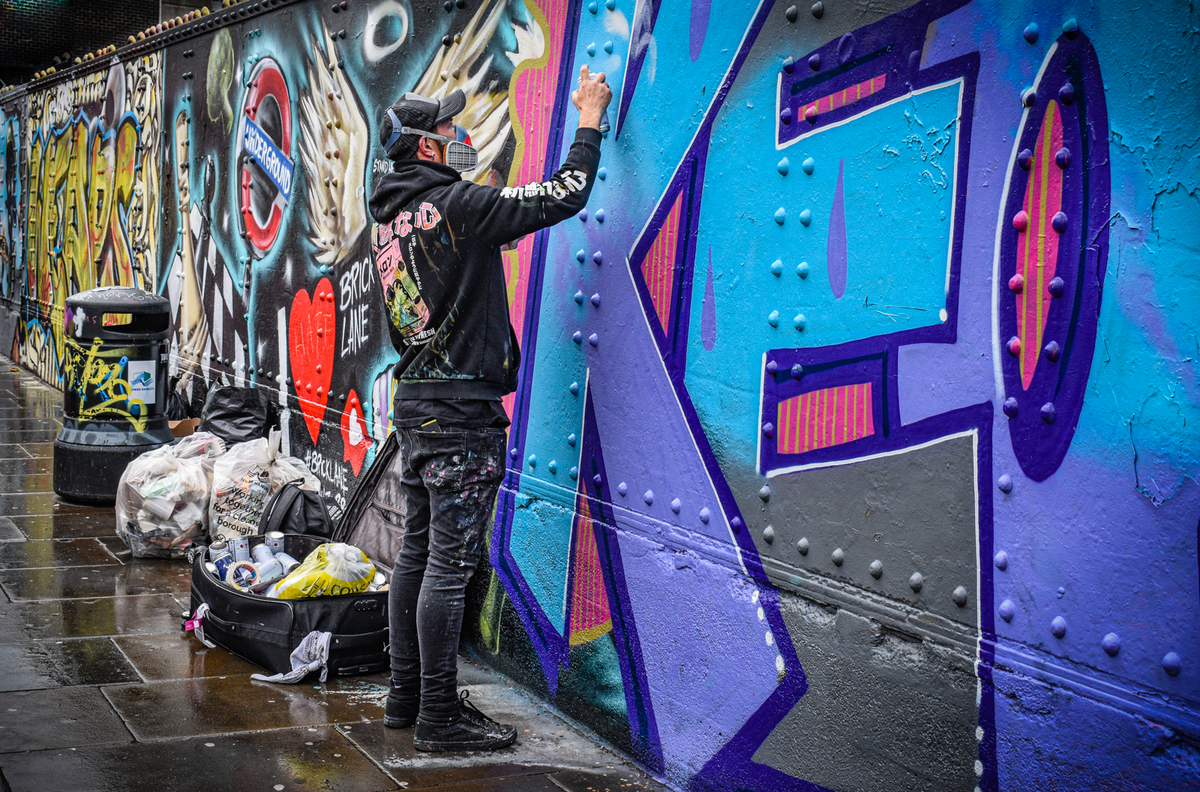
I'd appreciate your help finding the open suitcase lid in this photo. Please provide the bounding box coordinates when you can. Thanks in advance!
[333,432,404,575]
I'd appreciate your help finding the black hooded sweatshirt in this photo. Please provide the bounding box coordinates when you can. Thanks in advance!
[368,127,602,403]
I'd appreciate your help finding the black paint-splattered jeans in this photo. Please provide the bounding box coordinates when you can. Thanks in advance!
[388,424,506,726]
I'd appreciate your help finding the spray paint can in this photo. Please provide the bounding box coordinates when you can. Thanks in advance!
[226,560,259,591]
[264,531,286,554]
[367,571,388,591]
[209,542,233,580]
[274,552,301,576]
[204,562,220,580]
[230,536,251,563]
[251,557,285,592]
[251,543,274,564]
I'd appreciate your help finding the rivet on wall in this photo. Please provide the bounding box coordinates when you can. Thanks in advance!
[1163,652,1182,676]
[796,537,809,555]
[595,209,605,223]
[1050,616,1067,638]
[1059,82,1075,105]
[994,550,1009,570]
[509,448,519,459]
[588,333,599,346]
[548,460,558,474]
[1009,273,1024,293]
[768,310,781,327]
[588,0,598,14]
[731,516,743,533]
[569,381,579,395]
[1043,341,1061,362]
[799,209,812,226]
[643,489,654,505]
[1023,22,1039,44]
[770,259,783,277]
[785,5,798,23]
[618,481,627,496]
[999,599,1015,622]
[998,474,1014,494]
[597,167,607,180]
[796,261,809,279]
[670,497,681,514]
[1055,147,1071,169]
[593,474,602,485]
[793,314,806,331]
[810,1,823,19]
[1017,148,1033,170]
[567,433,577,447]
[573,330,583,344]
[774,207,786,225]
[1022,88,1037,107]
[699,507,710,523]
[791,364,803,381]
[1048,276,1065,297]
[952,585,969,607]
[802,157,815,175]
[1102,632,1121,657]
[762,422,774,438]
[763,525,775,543]
[587,43,597,57]
[781,57,795,74]
[1007,336,1021,357]
[909,572,923,592]
[780,107,793,125]
[569,467,578,480]
[869,559,882,579]
[606,0,616,10]
[576,249,585,263]
[604,41,614,54]
[574,290,585,305]
[1062,18,1080,39]
[578,208,588,222]
[808,53,821,71]
[831,547,844,566]
[593,251,603,265]
[528,454,537,468]
[758,485,771,502]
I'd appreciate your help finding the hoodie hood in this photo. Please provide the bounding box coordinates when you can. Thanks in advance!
[368,160,461,224]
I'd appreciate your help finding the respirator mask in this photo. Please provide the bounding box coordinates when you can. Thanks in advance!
[385,107,478,173]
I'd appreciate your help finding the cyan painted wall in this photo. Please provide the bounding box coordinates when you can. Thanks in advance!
[0,0,1196,789]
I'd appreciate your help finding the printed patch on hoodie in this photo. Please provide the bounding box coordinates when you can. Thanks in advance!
[372,214,433,343]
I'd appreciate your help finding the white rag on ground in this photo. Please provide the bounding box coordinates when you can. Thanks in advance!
[250,630,332,684]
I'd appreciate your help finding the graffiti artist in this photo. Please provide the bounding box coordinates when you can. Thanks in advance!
[368,66,613,752]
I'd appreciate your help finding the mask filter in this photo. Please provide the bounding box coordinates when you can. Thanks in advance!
[443,140,478,173]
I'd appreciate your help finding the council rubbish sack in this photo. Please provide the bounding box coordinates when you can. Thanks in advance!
[209,430,321,544]
[271,542,376,600]
[115,432,227,558]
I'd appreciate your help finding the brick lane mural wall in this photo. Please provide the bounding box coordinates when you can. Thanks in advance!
[1,0,1197,789]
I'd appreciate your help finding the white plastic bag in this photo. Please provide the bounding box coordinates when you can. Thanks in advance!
[209,430,321,544]
[115,432,227,559]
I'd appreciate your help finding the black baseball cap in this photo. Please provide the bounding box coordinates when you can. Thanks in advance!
[381,89,466,160]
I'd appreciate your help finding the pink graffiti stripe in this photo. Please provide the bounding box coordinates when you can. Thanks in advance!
[568,491,613,646]
[1015,101,1062,390]
[502,0,568,420]
[640,191,684,334]
[776,382,875,454]
[801,74,887,120]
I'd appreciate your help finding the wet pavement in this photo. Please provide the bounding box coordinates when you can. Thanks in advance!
[0,356,672,792]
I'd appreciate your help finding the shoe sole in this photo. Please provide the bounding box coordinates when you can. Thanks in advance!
[384,715,416,729]
[413,733,517,752]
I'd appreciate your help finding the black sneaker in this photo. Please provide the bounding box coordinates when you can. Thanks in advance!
[412,690,517,752]
[384,687,418,729]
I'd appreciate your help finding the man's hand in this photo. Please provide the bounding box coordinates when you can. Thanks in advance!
[572,65,613,131]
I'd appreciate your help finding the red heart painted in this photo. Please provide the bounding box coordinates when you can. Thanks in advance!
[289,278,336,445]
[340,389,371,476]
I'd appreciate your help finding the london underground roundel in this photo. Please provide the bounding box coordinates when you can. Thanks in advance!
[237,58,293,258]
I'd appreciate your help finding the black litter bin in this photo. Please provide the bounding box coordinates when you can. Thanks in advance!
[54,287,175,504]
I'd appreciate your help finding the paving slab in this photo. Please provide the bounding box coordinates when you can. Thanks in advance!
[0,538,120,570]
[103,673,390,740]
[0,726,396,792]
[0,492,100,516]
[0,456,54,476]
[12,512,121,540]
[341,682,638,790]
[0,561,191,601]
[0,594,184,642]
[0,686,134,753]
[0,637,141,691]
[114,632,265,681]
[0,518,24,542]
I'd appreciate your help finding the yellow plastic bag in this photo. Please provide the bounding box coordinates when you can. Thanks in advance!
[273,542,376,600]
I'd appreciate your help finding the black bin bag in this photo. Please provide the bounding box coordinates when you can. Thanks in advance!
[198,386,276,446]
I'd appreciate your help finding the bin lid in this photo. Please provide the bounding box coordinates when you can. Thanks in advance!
[66,286,170,314]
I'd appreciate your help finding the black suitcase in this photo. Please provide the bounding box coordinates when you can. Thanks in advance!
[188,533,389,676]
[187,435,408,677]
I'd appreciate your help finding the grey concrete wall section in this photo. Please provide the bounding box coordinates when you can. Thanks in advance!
[757,591,979,791]
[740,434,980,629]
